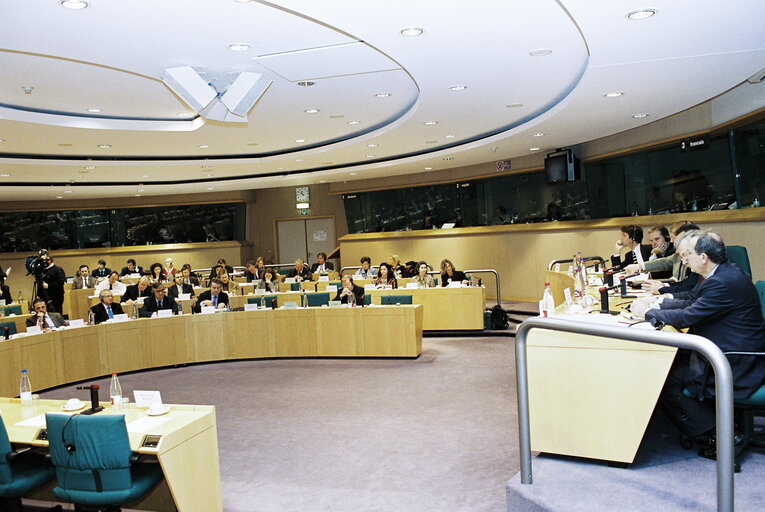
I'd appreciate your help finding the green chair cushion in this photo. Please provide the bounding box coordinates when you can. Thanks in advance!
[3,305,21,316]
[0,415,56,497]
[0,321,17,336]
[247,295,277,308]
[735,384,765,407]
[306,292,330,307]
[290,282,301,291]
[381,295,412,305]
[727,245,751,278]
[755,281,765,320]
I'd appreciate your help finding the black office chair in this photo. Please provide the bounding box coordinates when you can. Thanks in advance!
[45,413,163,511]
[0,415,60,512]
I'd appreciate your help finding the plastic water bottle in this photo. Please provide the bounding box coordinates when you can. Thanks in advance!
[177,301,183,316]
[17,290,22,305]
[20,369,31,404]
[88,309,95,325]
[110,372,122,410]
[132,303,138,319]
[542,282,555,317]
[349,289,356,307]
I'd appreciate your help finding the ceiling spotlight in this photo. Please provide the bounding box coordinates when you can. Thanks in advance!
[319,179,327,184]
[626,8,657,20]
[141,175,149,178]
[445,134,455,139]
[424,167,433,170]
[228,43,250,51]
[295,159,304,162]
[177,112,188,117]
[0,139,5,143]
[205,173,214,177]
[349,172,358,176]
[276,167,284,171]
[400,27,424,37]
[56,196,64,199]
[604,91,624,98]
[135,194,142,197]
[201,165,213,169]
[297,81,315,87]
[367,144,378,148]
[375,92,391,98]
[64,190,73,194]
[347,120,360,125]
[0,174,10,177]
[304,109,319,114]
[60,0,88,9]
[137,189,146,193]
[199,144,209,148]
[633,113,649,118]
[22,86,33,95]
[424,120,439,126]
[207,187,215,191]
[529,49,552,57]
[295,139,305,143]
[530,147,540,151]
[98,144,111,148]
[72,175,82,178]
[533,132,545,137]
[366,154,375,158]
[506,103,523,108]
[449,85,467,91]
[87,108,102,113]
[84,165,95,169]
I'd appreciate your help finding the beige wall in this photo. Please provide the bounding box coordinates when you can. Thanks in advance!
[339,210,765,303]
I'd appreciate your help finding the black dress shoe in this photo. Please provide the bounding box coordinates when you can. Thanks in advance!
[698,432,745,460]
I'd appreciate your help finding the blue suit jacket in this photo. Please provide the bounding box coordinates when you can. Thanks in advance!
[646,261,765,398]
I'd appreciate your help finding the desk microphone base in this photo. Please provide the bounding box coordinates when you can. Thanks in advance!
[80,406,104,415]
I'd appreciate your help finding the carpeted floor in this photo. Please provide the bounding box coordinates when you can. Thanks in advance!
[39,336,520,512]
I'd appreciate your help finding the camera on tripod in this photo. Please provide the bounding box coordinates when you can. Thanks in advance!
[25,249,50,278]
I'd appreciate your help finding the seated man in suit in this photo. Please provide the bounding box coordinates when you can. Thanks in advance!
[333,276,364,305]
[119,258,144,277]
[167,272,195,302]
[122,276,152,304]
[208,258,234,281]
[625,222,700,292]
[139,283,179,317]
[633,230,765,457]
[72,264,97,290]
[26,298,67,332]
[90,289,124,324]
[244,258,266,282]
[91,259,111,280]
[610,224,652,271]
[286,258,312,282]
[180,264,200,286]
[311,252,334,273]
[644,225,675,279]
[95,271,127,296]
[193,278,229,313]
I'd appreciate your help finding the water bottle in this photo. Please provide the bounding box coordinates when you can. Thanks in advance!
[110,372,122,410]
[88,309,95,325]
[17,290,22,305]
[542,282,555,317]
[177,301,183,316]
[20,369,31,404]
[132,303,138,319]
[349,289,356,307]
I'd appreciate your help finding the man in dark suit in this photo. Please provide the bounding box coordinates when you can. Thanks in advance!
[244,259,266,282]
[140,283,179,317]
[91,259,111,280]
[193,278,229,313]
[645,225,675,279]
[610,225,652,271]
[90,289,125,324]
[38,255,66,314]
[167,272,195,302]
[208,258,234,281]
[72,264,97,290]
[640,231,765,455]
[311,253,334,273]
[180,265,200,286]
[332,276,364,305]
[26,298,67,332]
[119,258,144,277]
[122,276,152,303]
[286,259,312,282]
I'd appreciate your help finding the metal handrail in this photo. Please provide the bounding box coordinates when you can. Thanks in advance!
[547,256,605,271]
[515,317,734,512]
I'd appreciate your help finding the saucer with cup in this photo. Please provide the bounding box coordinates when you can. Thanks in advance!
[62,398,85,411]
[146,402,170,416]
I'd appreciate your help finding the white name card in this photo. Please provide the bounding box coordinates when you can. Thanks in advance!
[327,285,337,293]
[318,275,329,282]
[178,293,191,300]
[128,273,141,278]
[157,309,173,318]
[201,306,216,314]
[252,288,266,295]
[136,297,146,305]
[26,325,41,335]
[244,303,259,311]
[447,282,462,288]
[283,302,298,309]
[112,313,129,322]
[284,277,296,283]
[563,288,573,306]
[133,390,162,408]
[68,319,85,328]
[406,282,418,289]
[365,284,375,291]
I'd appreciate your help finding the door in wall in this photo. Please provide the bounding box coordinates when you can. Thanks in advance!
[276,217,336,267]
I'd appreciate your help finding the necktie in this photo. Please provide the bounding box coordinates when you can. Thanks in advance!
[212,294,218,307]
[109,283,113,290]
[158,299,163,309]
[107,306,113,319]
[40,315,49,329]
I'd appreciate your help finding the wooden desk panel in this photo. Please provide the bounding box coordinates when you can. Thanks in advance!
[146,316,187,368]
[103,320,148,374]
[227,310,272,359]
[188,313,228,362]
[314,307,357,356]
[368,286,485,330]
[59,326,103,383]
[0,341,20,397]
[17,334,60,391]
[358,306,422,357]
[273,308,314,357]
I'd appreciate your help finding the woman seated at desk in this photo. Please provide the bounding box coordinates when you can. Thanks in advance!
[388,254,405,278]
[149,262,167,283]
[413,261,435,288]
[95,271,127,296]
[374,262,398,289]
[217,269,238,295]
[259,269,280,293]
[440,259,468,287]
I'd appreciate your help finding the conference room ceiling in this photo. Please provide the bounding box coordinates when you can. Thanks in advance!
[0,0,763,200]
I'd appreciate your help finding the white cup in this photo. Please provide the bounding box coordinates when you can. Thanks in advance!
[149,403,165,414]
[66,398,81,409]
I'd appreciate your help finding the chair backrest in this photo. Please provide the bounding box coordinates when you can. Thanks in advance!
[306,292,330,307]
[0,321,17,336]
[3,305,21,316]
[329,281,341,288]
[364,293,372,306]
[0,415,12,484]
[247,295,277,308]
[381,294,413,305]
[755,281,765,319]
[277,268,290,275]
[727,245,751,278]
[290,282,301,291]
[46,413,133,493]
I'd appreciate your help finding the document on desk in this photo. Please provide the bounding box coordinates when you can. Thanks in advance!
[127,416,171,433]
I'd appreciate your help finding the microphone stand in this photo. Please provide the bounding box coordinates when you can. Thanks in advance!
[76,384,104,415]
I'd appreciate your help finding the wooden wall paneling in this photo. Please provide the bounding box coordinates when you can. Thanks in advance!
[0,339,21,396]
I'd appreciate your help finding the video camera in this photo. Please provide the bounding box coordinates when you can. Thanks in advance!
[25,249,50,278]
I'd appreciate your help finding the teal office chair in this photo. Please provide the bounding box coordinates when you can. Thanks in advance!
[290,282,302,291]
[0,321,17,337]
[754,281,765,318]
[727,245,751,278]
[0,415,59,512]
[277,268,290,276]
[45,413,163,511]
[247,295,277,308]
[3,305,22,316]
[305,292,330,307]
[329,281,341,289]
[364,293,372,306]
[380,295,413,305]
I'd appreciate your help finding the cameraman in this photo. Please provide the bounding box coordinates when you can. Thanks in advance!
[38,255,66,313]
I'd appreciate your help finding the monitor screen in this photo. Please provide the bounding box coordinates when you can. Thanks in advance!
[545,153,569,183]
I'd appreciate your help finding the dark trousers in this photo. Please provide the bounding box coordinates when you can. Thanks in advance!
[658,351,716,439]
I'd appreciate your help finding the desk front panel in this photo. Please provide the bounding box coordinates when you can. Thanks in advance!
[368,286,485,330]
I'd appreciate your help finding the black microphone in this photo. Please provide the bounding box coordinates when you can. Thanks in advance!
[649,317,665,330]
[599,284,621,314]
[619,276,636,299]
[605,270,614,287]
[76,384,104,415]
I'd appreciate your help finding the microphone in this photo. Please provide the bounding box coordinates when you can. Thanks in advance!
[76,384,104,415]
[619,276,636,299]
[598,284,621,314]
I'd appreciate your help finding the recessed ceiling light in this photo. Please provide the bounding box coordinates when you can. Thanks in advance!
[295,139,305,143]
[199,144,209,149]
[347,120,360,125]
[177,112,188,117]
[297,81,315,87]
[72,175,82,178]
[141,175,149,178]
[533,132,545,137]
[529,49,552,57]
[60,0,88,9]
[445,134,455,139]
[0,174,10,177]
[201,165,213,169]
[276,167,284,171]
[367,143,378,148]
[0,139,4,143]
[319,179,326,183]
[64,190,73,194]
[135,194,142,197]
[366,154,375,158]
[449,85,467,91]
[633,113,649,118]
[295,159,304,162]
[98,144,111,148]
[86,108,101,113]
[304,109,319,114]
[424,167,433,170]
[443,156,455,161]
[400,27,425,37]
[530,147,540,151]
[328,114,344,119]
[205,173,214,177]
[424,120,438,126]
[56,196,63,199]
[84,166,95,170]
[228,43,250,51]
[137,189,145,193]
[626,8,657,20]
[604,91,624,98]
[207,187,215,191]
[375,92,391,98]
[506,103,523,108]
[349,172,358,176]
